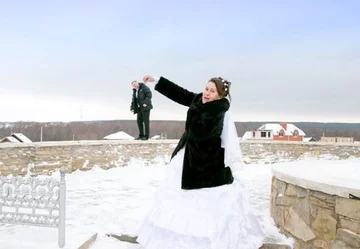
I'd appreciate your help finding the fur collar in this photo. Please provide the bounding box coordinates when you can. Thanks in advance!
[193,93,230,115]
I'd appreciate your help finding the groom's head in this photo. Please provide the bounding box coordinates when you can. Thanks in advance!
[131,80,139,89]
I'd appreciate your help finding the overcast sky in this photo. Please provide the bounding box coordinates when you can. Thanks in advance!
[0,1,359,123]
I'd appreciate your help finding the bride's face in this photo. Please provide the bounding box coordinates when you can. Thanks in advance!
[202,81,221,104]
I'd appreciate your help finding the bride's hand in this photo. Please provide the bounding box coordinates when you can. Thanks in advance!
[143,75,155,83]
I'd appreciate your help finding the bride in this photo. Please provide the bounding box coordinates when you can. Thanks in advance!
[136,75,265,249]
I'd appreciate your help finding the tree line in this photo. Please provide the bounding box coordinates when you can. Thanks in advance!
[0,120,359,142]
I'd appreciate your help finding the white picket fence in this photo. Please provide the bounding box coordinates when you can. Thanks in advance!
[0,168,66,247]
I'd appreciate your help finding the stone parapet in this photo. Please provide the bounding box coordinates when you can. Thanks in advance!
[271,161,360,249]
[0,140,359,176]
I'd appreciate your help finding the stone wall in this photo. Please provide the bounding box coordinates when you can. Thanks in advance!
[270,177,360,249]
[0,140,359,176]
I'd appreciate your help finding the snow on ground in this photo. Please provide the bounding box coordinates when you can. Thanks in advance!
[2,154,356,249]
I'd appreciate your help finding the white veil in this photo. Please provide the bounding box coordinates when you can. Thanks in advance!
[221,109,245,174]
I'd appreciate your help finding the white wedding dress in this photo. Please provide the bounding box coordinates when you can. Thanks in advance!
[136,111,265,249]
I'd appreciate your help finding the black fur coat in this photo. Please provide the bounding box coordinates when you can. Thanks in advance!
[155,77,234,190]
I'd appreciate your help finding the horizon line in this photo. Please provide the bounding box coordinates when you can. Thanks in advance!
[1,119,360,125]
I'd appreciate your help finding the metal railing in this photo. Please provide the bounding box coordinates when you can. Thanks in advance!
[0,167,66,247]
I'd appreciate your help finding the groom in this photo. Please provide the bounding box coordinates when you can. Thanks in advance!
[130,80,153,140]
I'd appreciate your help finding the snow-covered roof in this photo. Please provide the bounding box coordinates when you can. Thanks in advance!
[0,136,21,143]
[11,133,32,143]
[241,131,253,140]
[257,123,305,136]
[103,131,134,140]
[0,133,32,143]
[303,137,314,142]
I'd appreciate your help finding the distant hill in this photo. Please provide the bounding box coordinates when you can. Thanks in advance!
[0,120,359,142]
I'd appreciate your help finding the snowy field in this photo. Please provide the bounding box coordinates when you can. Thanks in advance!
[1,154,358,249]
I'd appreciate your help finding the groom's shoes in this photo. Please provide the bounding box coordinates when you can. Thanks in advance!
[135,136,148,140]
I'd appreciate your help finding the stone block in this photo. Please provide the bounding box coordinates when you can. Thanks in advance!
[311,208,337,240]
[313,191,336,204]
[293,197,311,225]
[285,183,298,196]
[284,207,316,242]
[273,206,287,227]
[339,218,360,234]
[310,195,334,210]
[296,186,309,198]
[336,229,360,248]
[330,239,355,249]
[335,197,360,221]
[276,196,299,207]
[312,239,330,248]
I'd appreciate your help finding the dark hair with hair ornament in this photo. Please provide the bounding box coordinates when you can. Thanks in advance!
[209,77,231,100]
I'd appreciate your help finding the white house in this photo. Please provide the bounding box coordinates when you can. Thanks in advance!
[242,123,306,141]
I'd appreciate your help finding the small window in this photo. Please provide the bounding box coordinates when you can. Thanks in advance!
[293,130,299,137]
[267,132,271,137]
[261,132,267,137]
[279,130,285,137]
[253,131,255,137]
